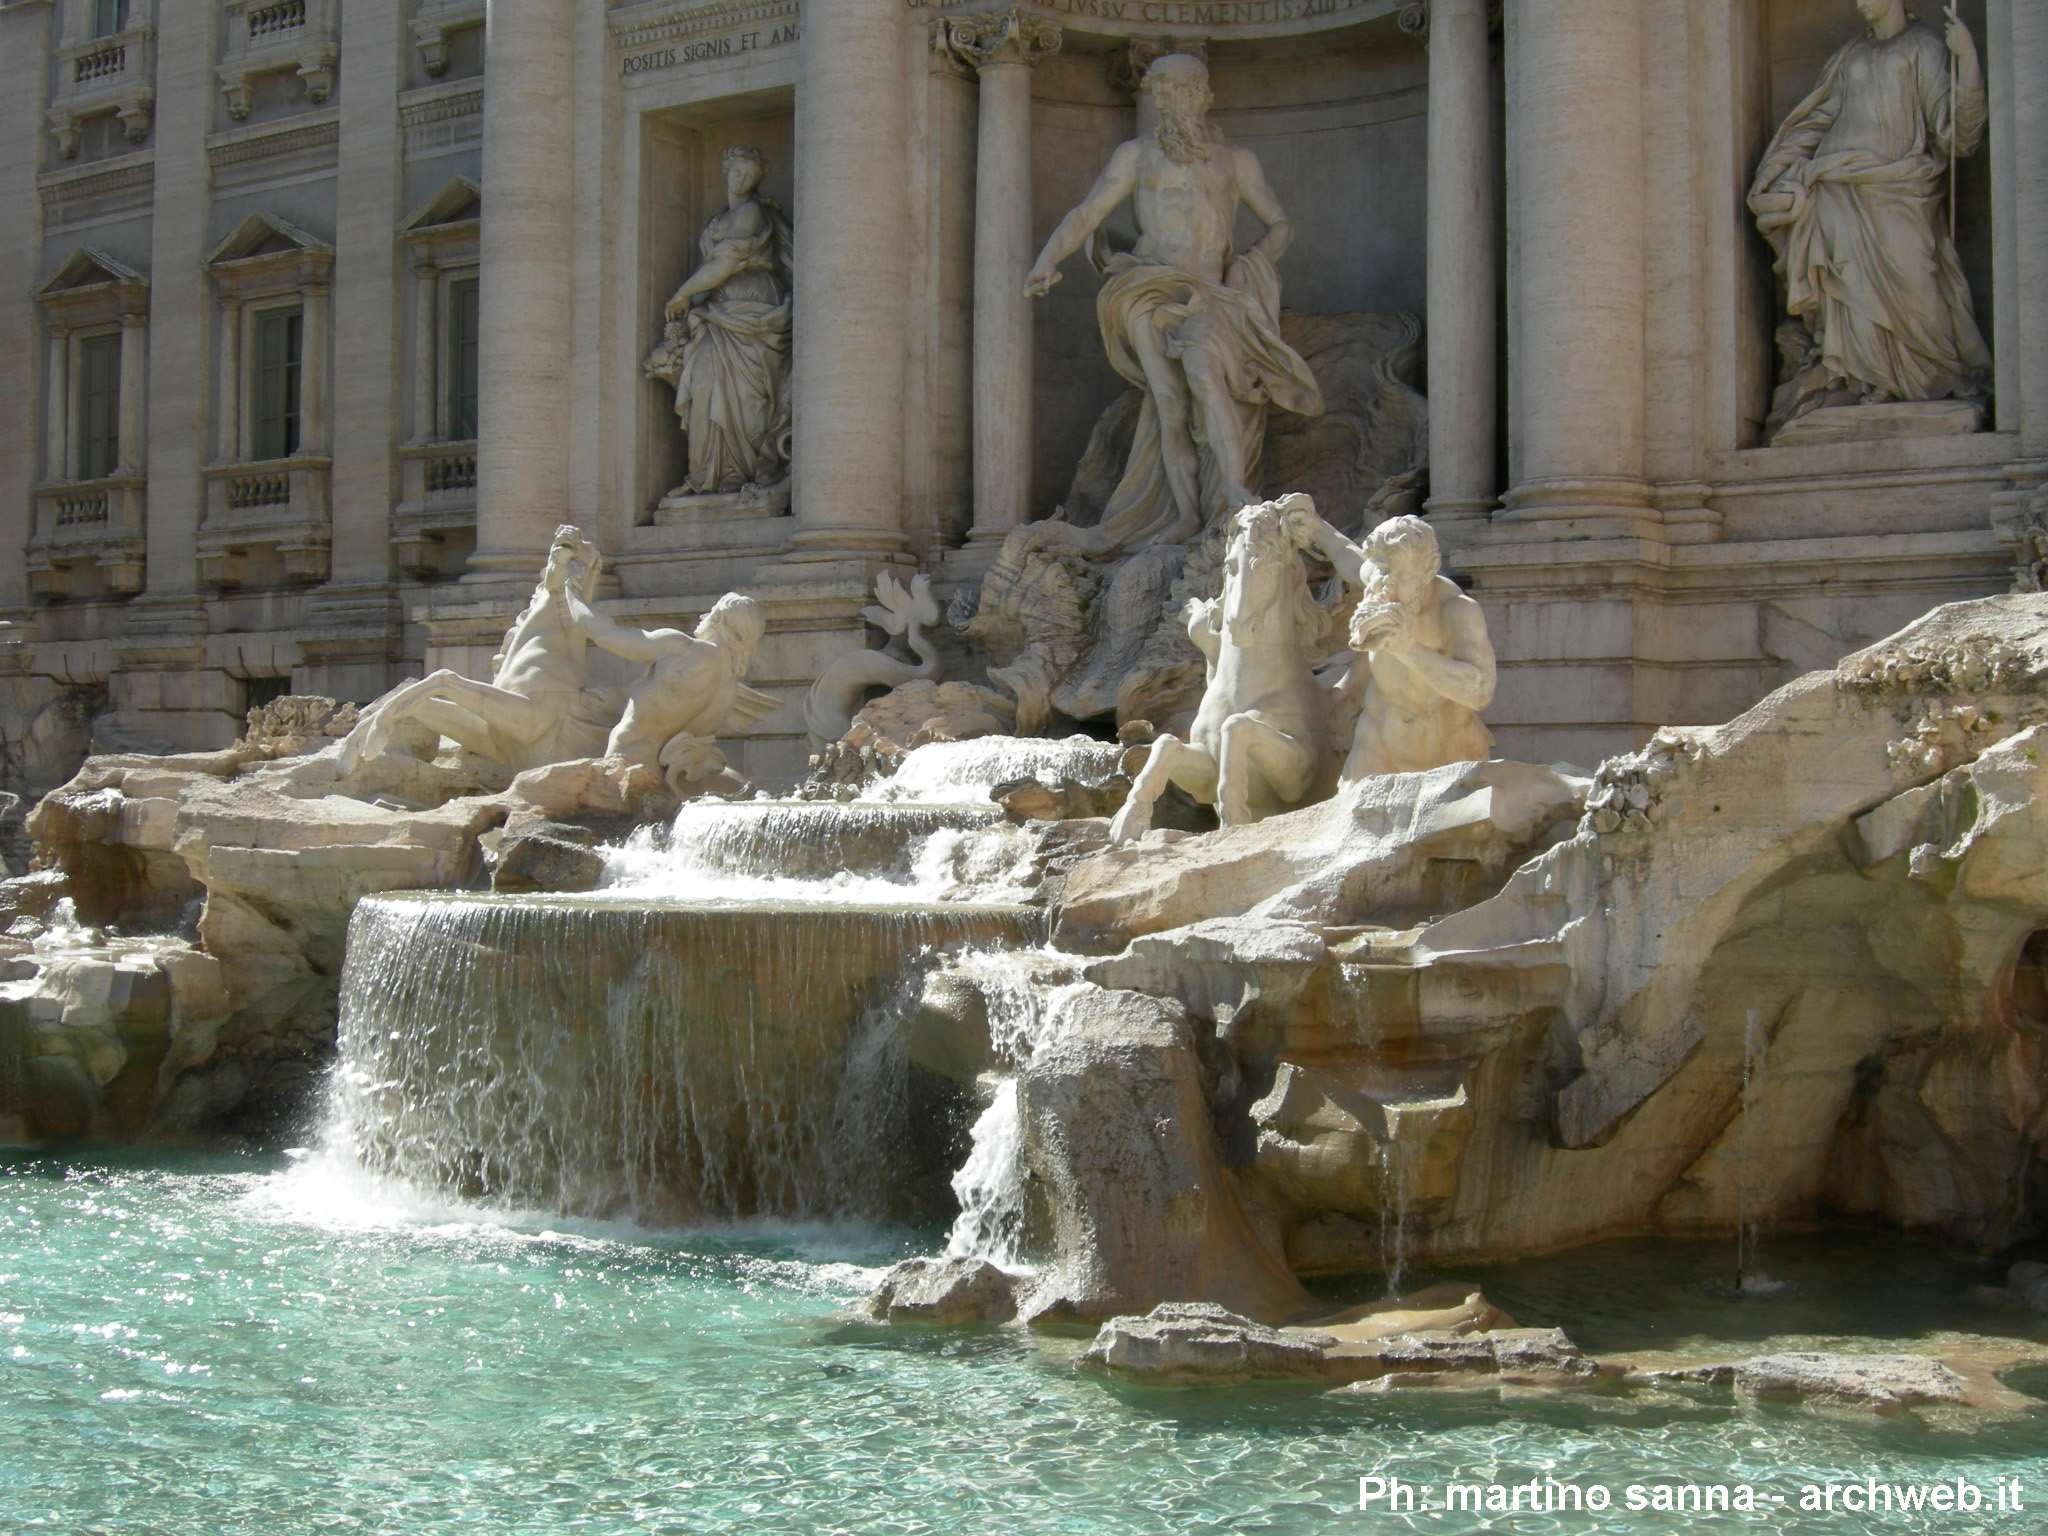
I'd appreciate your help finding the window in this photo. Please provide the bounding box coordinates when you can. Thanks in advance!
[446,276,479,440]
[89,0,129,38]
[75,331,120,480]
[252,308,302,460]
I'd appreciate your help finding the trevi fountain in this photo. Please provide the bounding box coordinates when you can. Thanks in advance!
[5,4,2048,1533]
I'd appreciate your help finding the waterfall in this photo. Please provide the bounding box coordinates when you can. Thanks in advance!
[329,893,1042,1226]
[1375,1136,1418,1299]
[603,800,1041,904]
[940,953,1088,1269]
[1733,1006,1782,1294]
[871,737,1123,805]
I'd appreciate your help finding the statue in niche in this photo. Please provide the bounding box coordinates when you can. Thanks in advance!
[646,145,793,513]
[563,591,779,792]
[1021,53,1323,554]
[1747,0,1988,439]
[1286,506,1496,780]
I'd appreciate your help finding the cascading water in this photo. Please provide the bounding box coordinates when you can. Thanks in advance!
[330,893,1042,1225]
[325,734,1120,1231]
[869,736,1123,806]
[1733,1006,1783,1295]
[940,952,1089,1269]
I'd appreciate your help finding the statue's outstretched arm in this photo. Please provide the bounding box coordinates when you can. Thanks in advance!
[564,593,683,666]
[1282,501,1366,587]
[1025,142,1139,296]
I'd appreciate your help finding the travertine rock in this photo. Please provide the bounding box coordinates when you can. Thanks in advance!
[1080,1303,1334,1384]
[1059,757,1581,950]
[856,1257,1017,1325]
[1733,1353,1971,1414]
[1013,985,1315,1327]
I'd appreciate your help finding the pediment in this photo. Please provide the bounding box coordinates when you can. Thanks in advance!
[400,176,481,232]
[207,213,331,268]
[38,246,146,297]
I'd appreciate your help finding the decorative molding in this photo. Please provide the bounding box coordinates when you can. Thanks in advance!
[398,80,483,155]
[607,0,797,52]
[941,5,1062,70]
[38,154,154,221]
[206,110,339,171]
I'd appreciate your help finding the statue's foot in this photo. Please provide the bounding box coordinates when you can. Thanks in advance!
[333,713,390,777]
[1107,799,1152,846]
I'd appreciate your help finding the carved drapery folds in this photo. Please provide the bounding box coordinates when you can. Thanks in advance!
[1748,7,1991,441]
[646,147,794,518]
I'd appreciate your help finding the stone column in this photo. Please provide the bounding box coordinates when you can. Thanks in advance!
[2007,0,2048,460]
[0,1,49,617]
[468,0,578,581]
[1408,0,1498,523]
[1499,0,1654,532]
[784,0,912,564]
[946,7,1061,551]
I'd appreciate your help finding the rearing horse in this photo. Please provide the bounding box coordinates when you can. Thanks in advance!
[1109,494,1335,843]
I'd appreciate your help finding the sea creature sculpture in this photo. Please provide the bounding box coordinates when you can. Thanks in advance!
[804,572,944,748]
[1108,494,1336,842]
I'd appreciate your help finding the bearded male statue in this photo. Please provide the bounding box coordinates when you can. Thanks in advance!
[1022,52,1322,554]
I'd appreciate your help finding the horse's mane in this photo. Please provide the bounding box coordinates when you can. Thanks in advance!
[1228,505,1338,653]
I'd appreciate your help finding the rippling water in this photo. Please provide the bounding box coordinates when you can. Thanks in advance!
[7,1148,2048,1534]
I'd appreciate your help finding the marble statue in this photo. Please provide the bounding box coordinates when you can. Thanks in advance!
[804,572,943,749]
[1022,54,1323,553]
[564,591,778,791]
[1108,495,1336,843]
[646,146,794,509]
[334,526,624,776]
[1748,0,1989,437]
[1287,507,1496,779]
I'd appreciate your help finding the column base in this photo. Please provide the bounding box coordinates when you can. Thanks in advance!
[1494,476,1669,543]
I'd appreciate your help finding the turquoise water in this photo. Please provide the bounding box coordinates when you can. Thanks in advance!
[7,1148,2048,1535]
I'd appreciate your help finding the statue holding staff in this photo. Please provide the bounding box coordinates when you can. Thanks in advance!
[1748,0,1988,437]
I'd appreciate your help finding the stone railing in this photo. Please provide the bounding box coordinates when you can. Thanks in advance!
[48,24,156,158]
[199,455,332,589]
[246,0,308,40]
[393,440,477,579]
[28,476,147,602]
[219,0,338,117]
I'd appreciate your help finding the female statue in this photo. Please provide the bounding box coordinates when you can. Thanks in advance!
[1748,0,1988,438]
[646,146,793,500]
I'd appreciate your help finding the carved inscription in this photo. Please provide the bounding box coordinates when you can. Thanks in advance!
[620,22,798,75]
[1029,0,1374,22]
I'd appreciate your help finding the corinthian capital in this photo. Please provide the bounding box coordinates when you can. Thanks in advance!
[942,5,1062,73]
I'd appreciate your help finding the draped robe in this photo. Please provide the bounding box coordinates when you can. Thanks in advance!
[1749,24,1988,415]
